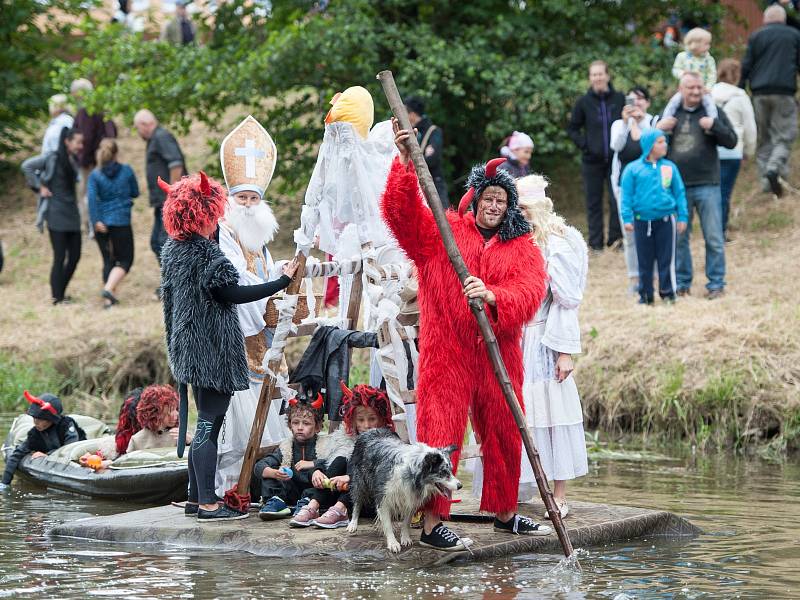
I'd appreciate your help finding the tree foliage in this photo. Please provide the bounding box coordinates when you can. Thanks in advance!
[0,0,95,157]
[53,0,724,192]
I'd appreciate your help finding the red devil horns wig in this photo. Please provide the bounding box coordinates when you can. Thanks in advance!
[288,393,324,410]
[135,384,179,432]
[161,171,227,241]
[339,382,394,436]
[24,390,58,416]
[456,157,530,242]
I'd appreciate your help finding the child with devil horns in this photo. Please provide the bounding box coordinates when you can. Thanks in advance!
[158,171,298,520]
[1,391,87,487]
[280,383,395,528]
[255,392,355,521]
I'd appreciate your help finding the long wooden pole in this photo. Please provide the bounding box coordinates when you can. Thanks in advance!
[235,254,307,500]
[377,70,574,558]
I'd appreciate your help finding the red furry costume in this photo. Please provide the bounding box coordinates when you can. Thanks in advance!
[381,157,546,517]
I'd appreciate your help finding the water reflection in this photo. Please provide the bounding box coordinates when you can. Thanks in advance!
[1,420,798,598]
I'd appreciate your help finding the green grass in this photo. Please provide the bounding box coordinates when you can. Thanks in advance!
[0,351,70,412]
[748,210,794,232]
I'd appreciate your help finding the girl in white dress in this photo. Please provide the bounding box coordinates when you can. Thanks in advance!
[516,174,589,519]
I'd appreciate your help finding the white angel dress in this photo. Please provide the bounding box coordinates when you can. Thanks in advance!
[471,226,589,501]
[518,225,589,498]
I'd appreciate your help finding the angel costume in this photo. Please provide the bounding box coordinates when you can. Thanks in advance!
[215,116,290,498]
[518,224,589,498]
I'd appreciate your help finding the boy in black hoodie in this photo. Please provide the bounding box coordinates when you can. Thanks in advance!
[1,391,86,486]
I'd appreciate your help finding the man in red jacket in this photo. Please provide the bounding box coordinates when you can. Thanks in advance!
[381,122,551,551]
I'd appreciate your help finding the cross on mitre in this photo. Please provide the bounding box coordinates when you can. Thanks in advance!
[220,115,277,197]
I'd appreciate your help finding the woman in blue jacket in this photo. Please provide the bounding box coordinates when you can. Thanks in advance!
[620,130,688,305]
[87,138,139,308]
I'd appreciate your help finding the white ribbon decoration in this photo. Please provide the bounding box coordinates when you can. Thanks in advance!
[262,294,299,403]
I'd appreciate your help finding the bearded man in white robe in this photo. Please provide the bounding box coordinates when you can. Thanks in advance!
[215,116,290,497]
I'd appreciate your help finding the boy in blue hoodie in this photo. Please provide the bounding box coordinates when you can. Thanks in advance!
[620,130,688,304]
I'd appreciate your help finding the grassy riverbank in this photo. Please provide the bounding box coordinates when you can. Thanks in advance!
[0,125,797,454]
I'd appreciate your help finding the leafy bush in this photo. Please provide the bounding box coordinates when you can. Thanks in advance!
[53,0,723,193]
[0,0,94,157]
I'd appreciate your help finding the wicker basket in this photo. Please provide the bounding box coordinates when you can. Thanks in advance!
[265,294,324,328]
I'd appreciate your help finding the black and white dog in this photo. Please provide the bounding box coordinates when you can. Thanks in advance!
[347,428,462,553]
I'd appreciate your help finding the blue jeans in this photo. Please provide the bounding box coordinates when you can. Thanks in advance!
[719,159,741,235]
[676,185,726,292]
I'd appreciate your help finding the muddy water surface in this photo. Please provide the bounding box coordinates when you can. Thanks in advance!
[1,416,797,599]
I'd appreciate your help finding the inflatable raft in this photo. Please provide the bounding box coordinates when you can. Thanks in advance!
[3,414,187,503]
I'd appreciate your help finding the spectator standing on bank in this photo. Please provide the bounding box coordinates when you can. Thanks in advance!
[739,4,800,198]
[404,96,448,207]
[567,60,625,252]
[87,138,139,308]
[42,95,74,155]
[22,128,85,305]
[161,0,196,46]
[711,59,757,240]
[132,109,186,265]
[658,72,737,300]
[497,131,534,179]
[610,86,659,294]
[71,78,116,237]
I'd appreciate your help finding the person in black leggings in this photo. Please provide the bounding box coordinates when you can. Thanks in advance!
[87,138,139,308]
[22,128,85,304]
[159,171,299,521]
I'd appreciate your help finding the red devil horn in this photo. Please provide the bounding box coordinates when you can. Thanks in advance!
[457,188,475,217]
[311,393,324,410]
[157,177,171,195]
[485,157,506,179]
[24,390,42,406]
[339,380,353,400]
[199,171,211,196]
[288,397,298,406]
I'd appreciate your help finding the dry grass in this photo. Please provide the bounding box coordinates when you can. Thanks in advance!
[1,125,798,451]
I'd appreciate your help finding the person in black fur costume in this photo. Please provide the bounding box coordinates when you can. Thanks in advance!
[158,171,298,521]
[1,391,86,486]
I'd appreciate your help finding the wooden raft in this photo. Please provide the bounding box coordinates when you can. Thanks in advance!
[49,497,700,567]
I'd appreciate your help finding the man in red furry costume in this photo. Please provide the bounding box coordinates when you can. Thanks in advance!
[381,122,550,551]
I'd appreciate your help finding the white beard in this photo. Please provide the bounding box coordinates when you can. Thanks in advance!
[224,198,279,253]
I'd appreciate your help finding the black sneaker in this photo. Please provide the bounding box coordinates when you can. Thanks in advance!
[184,502,199,517]
[494,514,552,536]
[766,171,783,197]
[419,522,473,552]
[198,503,249,522]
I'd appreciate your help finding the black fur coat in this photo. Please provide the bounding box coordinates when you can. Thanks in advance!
[160,235,249,393]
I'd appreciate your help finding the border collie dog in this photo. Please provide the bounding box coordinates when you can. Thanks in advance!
[347,428,461,553]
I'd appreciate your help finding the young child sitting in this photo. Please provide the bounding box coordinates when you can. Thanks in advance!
[663,27,718,121]
[620,130,688,305]
[1,391,86,486]
[256,396,353,521]
[79,384,188,470]
[289,384,395,529]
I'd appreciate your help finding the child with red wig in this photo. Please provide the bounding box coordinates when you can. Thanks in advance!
[288,383,395,529]
[159,172,298,520]
[79,384,190,469]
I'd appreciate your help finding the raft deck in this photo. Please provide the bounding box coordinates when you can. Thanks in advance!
[49,496,700,566]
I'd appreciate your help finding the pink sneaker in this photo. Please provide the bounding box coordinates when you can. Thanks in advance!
[313,506,349,529]
[289,503,319,528]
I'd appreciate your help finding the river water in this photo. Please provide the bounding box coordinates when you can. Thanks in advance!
[1,430,798,599]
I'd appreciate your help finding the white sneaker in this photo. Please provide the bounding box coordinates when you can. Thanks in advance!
[544,500,569,520]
